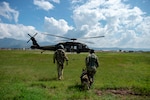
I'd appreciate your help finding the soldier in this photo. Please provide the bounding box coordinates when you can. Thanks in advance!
[85,49,99,87]
[53,45,68,80]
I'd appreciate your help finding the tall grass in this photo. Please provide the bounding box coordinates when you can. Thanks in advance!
[0,50,150,100]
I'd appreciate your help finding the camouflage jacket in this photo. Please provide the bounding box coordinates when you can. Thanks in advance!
[53,49,68,65]
[85,53,99,69]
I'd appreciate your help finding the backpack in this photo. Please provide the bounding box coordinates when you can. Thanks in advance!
[88,54,97,67]
[55,49,65,65]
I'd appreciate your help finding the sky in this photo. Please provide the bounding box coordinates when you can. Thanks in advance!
[0,0,150,49]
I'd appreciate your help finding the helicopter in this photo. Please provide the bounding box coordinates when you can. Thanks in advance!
[27,33,104,53]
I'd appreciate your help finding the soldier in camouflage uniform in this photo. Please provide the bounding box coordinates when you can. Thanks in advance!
[85,49,99,87]
[53,45,68,80]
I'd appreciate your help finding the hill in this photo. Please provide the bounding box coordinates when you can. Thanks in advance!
[0,38,51,49]
[0,38,29,48]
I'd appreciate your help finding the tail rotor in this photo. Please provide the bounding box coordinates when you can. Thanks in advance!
[27,33,38,43]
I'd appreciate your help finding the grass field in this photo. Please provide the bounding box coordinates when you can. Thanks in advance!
[0,50,150,100]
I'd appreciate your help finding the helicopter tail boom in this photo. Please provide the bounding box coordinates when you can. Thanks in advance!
[27,33,57,51]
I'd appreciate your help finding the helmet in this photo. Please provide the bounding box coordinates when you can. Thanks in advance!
[89,49,95,53]
[58,44,64,49]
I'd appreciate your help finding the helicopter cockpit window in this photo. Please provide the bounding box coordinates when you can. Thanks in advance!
[72,46,77,50]
[85,45,89,49]
[65,45,70,52]
[78,44,82,49]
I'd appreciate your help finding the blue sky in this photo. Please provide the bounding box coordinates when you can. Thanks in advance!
[0,0,150,49]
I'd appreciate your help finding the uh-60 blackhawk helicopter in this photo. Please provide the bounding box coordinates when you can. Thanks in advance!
[27,33,104,53]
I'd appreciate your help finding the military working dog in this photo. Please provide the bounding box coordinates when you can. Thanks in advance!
[80,69,90,90]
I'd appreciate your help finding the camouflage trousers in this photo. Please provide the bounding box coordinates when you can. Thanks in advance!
[57,63,64,80]
[87,66,97,85]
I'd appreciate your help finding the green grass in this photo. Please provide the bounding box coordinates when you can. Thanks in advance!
[0,50,150,100]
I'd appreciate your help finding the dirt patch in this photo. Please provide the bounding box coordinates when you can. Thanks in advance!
[95,89,103,96]
[95,89,134,96]
[106,89,134,95]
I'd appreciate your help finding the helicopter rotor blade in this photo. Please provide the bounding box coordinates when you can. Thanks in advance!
[77,39,95,44]
[77,35,104,44]
[43,33,104,43]
[81,35,105,39]
[33,33,38,37]
[27,34,32,43]
[28,34,32,37]
[27,39,31,43]
[85,41,95,44]
[43,33,71,40]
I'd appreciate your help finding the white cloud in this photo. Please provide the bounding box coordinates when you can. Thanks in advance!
[33,0,54,11]
[0,2,19,23]
[52,0,60,3]
[0,23,60,48]
[0,23,47,42]
[71,0,86,5]
[33,0,60,11]
[44,17,73,35]
[70,0,150,48]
